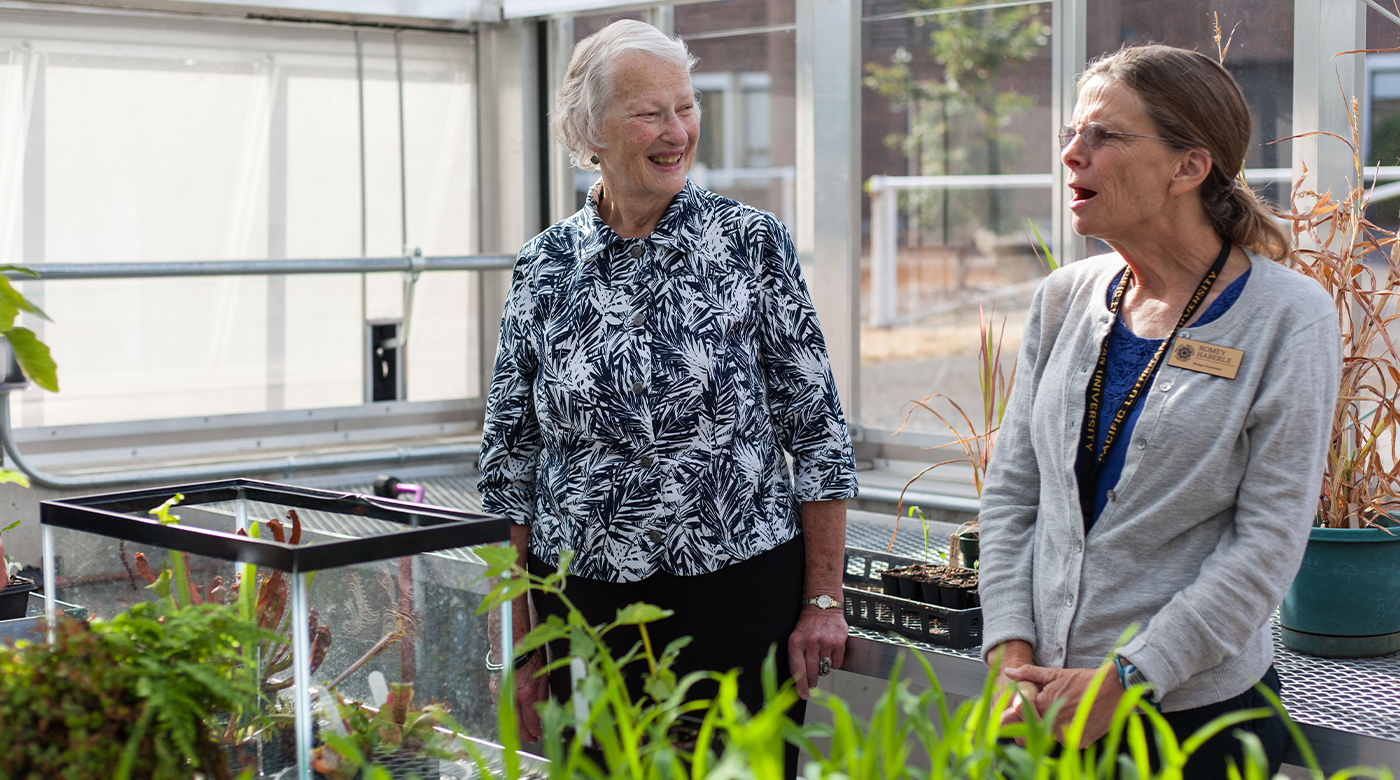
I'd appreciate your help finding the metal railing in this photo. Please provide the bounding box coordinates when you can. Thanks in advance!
[0,253,514,489]
[1,255,514,281]
[866,167,1400,328]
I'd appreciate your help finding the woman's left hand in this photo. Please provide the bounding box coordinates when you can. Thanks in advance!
[1004,664,1125,747]
[788,605,848,700]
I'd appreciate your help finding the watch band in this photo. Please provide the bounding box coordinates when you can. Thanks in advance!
[486,647,537,672]
[804,594,842,610]
[1114,655,1160,709]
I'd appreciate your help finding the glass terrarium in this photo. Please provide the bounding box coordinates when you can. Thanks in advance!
[40,478,515,779]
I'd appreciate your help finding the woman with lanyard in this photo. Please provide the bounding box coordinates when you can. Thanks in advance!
[976,45,1340,779]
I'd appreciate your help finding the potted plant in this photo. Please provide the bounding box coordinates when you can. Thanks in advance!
[0,519,36,620]
[889,302,1020,572]
[1277,117,1400,657]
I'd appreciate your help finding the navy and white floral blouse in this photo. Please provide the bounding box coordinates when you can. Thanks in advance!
[478,180,859,583]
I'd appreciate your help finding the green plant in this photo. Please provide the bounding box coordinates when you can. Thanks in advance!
[476,545,793,780]
[0,601,264,780]
[313,682,465,780]
[889,303,1016,554]
[469,551,1384,780]
[131,496,412,756]
[0,265,57,395]
[0,266,59,578]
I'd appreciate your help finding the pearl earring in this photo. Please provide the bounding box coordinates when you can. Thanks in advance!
[590,155,599,165]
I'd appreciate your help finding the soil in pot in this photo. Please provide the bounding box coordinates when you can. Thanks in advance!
[939,571,979,611]
[886,564,963,607]
[0,576,36,620]
[881,566,922,600]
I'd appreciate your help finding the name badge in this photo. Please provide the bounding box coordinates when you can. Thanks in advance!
[1167,338,1243,379]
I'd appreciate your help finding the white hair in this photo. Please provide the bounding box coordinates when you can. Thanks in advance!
[551,19,700,172]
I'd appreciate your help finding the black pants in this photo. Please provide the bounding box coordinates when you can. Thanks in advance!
[1083,666,1287,779]
[528,535,808,772]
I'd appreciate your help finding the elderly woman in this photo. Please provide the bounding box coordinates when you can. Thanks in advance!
[477,18,858,758]
[979,45,1340,778]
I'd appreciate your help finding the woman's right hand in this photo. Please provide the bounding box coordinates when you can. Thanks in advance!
[514,648,550,743]
[988,640,1041,731]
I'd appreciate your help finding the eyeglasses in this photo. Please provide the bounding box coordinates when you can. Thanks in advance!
[1059,123,1170,150]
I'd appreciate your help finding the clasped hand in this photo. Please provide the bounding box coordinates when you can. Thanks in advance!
[998,664,1125,748]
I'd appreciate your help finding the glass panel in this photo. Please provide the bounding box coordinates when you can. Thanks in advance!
[1366,6,1400,231]
[568,9,653,213]
[1087,0,1294,222]
[0,9,477,427]
[860,0,1053,433]
[677,0,797,233]
[564,4,797,230]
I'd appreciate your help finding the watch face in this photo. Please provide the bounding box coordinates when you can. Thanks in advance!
[812,595,837,609]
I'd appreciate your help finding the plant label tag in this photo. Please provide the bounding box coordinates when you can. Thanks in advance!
[1167,338,1242,379]
[368,671,390,707]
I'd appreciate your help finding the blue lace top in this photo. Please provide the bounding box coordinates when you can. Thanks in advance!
[1087,268,1251,526]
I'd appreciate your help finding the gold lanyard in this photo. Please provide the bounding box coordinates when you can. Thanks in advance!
[1081,241,1231,468]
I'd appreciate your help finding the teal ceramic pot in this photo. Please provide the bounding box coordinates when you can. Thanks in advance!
[1279,524,1400,658]
[957,532,980,569]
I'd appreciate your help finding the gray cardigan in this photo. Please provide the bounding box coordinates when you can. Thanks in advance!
[979,250,1340,712]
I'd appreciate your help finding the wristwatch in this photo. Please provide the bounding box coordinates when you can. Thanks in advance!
[1114,655,1160,709]
[805,594,842,610]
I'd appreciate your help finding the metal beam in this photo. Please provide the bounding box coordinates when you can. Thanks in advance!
[476,18,543,400]
[547,15,577,226]
[1293,0,1367,210]
[0,392,482,490]
[796,0,861,425]
[1050,0,1086,265]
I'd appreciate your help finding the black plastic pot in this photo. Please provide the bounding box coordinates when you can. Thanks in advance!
[939,583,970,610]
[880,571,901,598]
[919,579,944,607]
[0,577,37,620]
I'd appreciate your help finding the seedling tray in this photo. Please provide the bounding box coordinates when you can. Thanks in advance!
[843,546,982,650]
